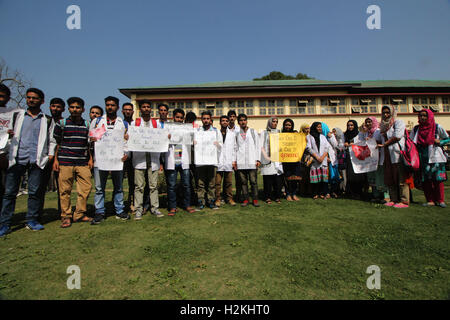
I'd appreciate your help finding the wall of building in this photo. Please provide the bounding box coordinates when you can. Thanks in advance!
[130,90,450,132]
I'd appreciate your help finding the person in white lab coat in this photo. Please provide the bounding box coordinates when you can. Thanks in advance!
[215,115,236,207]
[232,113,261,207]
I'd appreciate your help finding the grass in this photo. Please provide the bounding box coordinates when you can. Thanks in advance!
[0,174,449,300]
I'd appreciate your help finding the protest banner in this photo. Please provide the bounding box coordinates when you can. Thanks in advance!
[165,122,194,145]
[0,110,15,149]
[194,130,218,165]
[269,132,307,163]
[349,137,379,173]
[127,126,169,152]
[95,129,125,171]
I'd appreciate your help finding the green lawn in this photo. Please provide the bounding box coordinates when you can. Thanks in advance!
[0,175,449,300]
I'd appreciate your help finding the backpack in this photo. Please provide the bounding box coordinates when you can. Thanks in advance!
[398,129,420,171]
[94,117,128,130]
[134,117,157,128]
[59,118,90,130]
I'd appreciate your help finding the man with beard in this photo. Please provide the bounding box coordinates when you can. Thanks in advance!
[39,97,65,214]
[0,88,52,236]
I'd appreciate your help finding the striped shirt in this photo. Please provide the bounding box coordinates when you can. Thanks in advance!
[53,117,90,166]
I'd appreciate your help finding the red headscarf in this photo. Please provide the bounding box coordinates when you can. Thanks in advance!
[417,109,436,147]
[366,116,379,138]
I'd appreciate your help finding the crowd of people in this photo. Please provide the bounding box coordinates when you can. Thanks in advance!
[0,83,448,236]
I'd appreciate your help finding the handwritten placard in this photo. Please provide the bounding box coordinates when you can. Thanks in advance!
[165,123,194,145]
[194,130,218,166]
[95,129,125,171]
[128,126,169,152]
[0,110,15,149]
[269,132,307,163]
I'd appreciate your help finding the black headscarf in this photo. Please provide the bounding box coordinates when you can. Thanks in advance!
[344,120,359,143]
[310,122,322,150]
[282,118,295,133]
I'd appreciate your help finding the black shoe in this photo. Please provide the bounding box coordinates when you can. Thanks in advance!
[116,212,130,221]
[91,214,104,225]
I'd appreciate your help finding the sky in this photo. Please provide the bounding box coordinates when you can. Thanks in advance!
[0,0,449,118]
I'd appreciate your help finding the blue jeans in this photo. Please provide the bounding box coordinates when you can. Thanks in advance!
[166,165,191,210]
[0,163,43,226]
[94,168,124,216]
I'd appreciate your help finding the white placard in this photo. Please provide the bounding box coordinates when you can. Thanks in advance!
[194,130,218,166]
[95,129,125,171]
[349,137,379,174]
[0,110,15,149]
[428,145,447,164]
[165,123,194,145]
[128,126,169,152]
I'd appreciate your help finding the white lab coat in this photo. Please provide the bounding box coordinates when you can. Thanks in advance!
[8,110,50,170]
[130,119,161,171]
[234,127,260,170]
[378,120,405,165]
[306,134,331,169]
[217,129,235,172]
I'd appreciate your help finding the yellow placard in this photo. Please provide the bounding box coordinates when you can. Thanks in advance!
[269,132,307,162]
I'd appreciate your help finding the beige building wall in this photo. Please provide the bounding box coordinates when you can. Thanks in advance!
[131,90,450,132]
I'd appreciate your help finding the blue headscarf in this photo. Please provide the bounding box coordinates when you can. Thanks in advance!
[321,122,330,137]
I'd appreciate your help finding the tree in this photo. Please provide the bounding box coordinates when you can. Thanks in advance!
[253,71,314,81]
[0,58,31,108]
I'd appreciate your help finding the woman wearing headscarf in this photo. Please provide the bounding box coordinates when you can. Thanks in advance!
[298,123,312,196]
[332,127,346,195]
[321,122,340,198]
[359,117,390,204]
[410,109,449,208]
[260,117,283,204]
[343,120,365,199]
[281,119,301,201]
[306,122,332,199]
[377,105,410,208]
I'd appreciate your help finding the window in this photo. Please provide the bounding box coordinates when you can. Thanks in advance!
[275,99,285,114]
[167,101,193,117]
[351,97,377,113]
[198,101,206,114]
[151,102,159,118]
[289,98,315,114]
[383,96,408,113]
[258,99,267,115]
[411,96,438,112]
[320,97,346,114]
[443,97,450,112]
[229,100,254,116]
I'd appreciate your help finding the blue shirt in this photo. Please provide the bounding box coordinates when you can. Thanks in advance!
[17,111,44,165]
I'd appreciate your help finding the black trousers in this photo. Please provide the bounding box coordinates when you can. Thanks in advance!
[263,174,282,201]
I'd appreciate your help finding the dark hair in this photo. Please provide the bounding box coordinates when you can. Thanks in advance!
[67,97,85,108]
[139,99,152,107]
[220,115,229,121]
[0,84,11,97]
[90,105,103,116]
[227,110,236,117]
[201,110,212,118]
[50,97,65,107]
[122,102,134,109]
[157,103,169,111]
[185,111,197,123]
[104,96,119,106]
[173,108,185,117]
[26,88,45,100]
[282,118,295,132]
[237,113,247,121]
